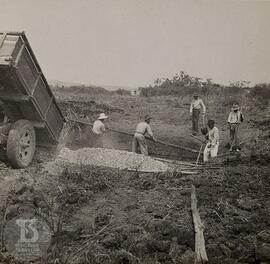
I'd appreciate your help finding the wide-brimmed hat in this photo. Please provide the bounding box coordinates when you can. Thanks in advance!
[144,115,152,121]
[98,113,108,120]
[232,104,240,110]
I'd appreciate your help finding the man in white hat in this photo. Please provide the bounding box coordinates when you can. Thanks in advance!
[227,104,244,151]
[132,115,157,155]
[190,93,206,135]
[92,113,108,147]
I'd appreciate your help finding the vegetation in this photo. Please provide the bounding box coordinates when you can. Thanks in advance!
[51,85,110,96]
[51,85,131,98]
[249,83,270,109]
[138,71,270,104]
[114,88,131,96]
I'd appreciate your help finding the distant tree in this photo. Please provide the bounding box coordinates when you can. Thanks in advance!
[154,78,162,86]
[249,83,270,109]
[114,88,131,96]
[229,81,250,88]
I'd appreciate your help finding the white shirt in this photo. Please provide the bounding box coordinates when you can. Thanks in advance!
[135,122,153,137]
[92,120,105,134]
[227,111,243,124]
[208,127,219,146]
[190,98,206,113]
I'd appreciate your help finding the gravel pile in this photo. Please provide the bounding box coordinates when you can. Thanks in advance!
[57,147,168,172]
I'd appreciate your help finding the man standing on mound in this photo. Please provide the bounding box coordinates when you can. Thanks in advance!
[227,104,244,152]
[132,115,157,155]
[204,120,219,163]
[190,93,206,135]
[92,113,108,147]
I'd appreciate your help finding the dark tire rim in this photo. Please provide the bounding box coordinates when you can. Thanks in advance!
[19,130,33,162]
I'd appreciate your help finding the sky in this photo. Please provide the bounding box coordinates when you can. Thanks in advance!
[0,0,269,88]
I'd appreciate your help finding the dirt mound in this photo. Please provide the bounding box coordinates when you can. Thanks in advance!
[57,147,168,172]
[58,100,124,117]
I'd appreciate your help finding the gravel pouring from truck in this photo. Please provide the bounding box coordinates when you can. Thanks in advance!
[0,31,65,168]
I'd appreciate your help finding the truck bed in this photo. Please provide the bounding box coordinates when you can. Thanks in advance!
[0,32,64,145]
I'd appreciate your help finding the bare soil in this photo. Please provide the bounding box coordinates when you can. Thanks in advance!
[0,94,269,263]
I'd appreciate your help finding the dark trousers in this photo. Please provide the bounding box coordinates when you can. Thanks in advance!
[229,124,239,148]
[90,133,104,148]
[192,109,200,133]
[132,133,148,155]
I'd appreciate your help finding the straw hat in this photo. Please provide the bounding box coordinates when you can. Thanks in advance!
[98,113,108,120]
[232,104,240,111]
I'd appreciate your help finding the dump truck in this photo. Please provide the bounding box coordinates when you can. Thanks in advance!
[0,31,65,168]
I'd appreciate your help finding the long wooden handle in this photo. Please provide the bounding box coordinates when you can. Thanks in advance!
[66,117,199,153]
[154,139,199,153]
[196,143,204,166]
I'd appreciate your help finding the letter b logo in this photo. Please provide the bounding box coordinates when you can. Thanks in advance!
[16,218,39,243]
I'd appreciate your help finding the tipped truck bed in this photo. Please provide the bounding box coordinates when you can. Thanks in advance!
[0,32,64,145]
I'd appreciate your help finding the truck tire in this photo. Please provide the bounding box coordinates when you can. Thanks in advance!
[7,120,36,168]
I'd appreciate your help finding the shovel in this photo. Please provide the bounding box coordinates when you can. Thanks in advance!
[196,139,208,166]
[196,143,204,166]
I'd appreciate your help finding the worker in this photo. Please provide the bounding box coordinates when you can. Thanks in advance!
[132,115,157,155]
[203,119,219,163]
[92,113,108,147]
[190,93,206,135]
[227,104,244,152]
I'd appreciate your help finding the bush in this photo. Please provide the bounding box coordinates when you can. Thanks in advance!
[138,72,248,99]
[249,84,270,109]
[113,88,131,96]
[250,84,270,99]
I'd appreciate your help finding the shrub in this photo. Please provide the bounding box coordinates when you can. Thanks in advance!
[249,84,270,109]
[113,88,131,96]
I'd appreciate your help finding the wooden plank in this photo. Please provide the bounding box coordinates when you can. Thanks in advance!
[181,171,199,175]
[44,96,53,118]
[15,43,25,66]
[179,167,221,170]
[154,157,202,166]
[0,31,23,37]
[127,169,166,173]
[0,32,7,49]
[24,45,43,78]
[31,73,41,96]
[14,69,57,141]
[31,121,45,128]
[0,94,30,102]
[191,185,208,264]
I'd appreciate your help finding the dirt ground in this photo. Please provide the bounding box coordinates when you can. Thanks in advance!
[0,93,269,263]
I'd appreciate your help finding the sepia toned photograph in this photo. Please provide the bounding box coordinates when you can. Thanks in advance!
[0,0,269,263]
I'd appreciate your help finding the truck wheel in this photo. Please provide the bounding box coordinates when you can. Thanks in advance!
[7,120,36,168]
